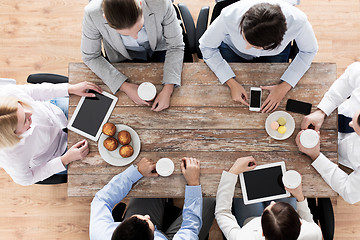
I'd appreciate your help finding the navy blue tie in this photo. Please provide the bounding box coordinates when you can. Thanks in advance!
[338,114,355,133]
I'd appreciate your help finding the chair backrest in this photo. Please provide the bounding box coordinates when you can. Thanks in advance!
[196,6,210,59]
[210,0,240,24]
[307,198,334,240]
[27,73,68,84]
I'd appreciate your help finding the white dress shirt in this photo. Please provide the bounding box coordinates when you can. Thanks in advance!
[199,0,318,87]
[0,83,68,186]
[313,62,360,204]
[215,171,322,240]
[120,25,152,60]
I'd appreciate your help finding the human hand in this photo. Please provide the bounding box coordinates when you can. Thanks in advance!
[301,109,326,131]
[285,180,305,202]
[68,81,103,97]
[228,156,257,175]
[120,82,150,106]
[295,130,321,160]
[151,84,173,112]
[226,78,249,106]
[181,157,200,186]
[137,158,158,177]
[261,82,291,113]
[61,139,89,166]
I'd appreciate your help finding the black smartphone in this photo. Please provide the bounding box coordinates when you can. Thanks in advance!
[286,99,312,115]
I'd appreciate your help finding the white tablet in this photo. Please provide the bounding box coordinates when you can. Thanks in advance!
[239,161,290,205]
[68,90,118,141]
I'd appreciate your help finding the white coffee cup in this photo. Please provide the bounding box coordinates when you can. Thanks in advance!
[156,158,175,177]
[137,82,157,101]
[282,170,302,189]
[300,129,319,149]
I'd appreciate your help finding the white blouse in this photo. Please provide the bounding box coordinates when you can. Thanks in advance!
[0,83,69,186]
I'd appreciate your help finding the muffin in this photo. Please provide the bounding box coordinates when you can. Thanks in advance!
[119,145,134,158]
[102,123,116,136]
[118,130,131,145]
[103,137,118,151]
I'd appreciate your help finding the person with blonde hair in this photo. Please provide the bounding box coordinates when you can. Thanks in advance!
[0,81,102,186]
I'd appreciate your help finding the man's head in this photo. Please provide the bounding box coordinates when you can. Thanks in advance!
[349,109,360,136]
[261,201,301,240]
[112,214,154,240]
[240,3,287,50]
[103,0,143,39]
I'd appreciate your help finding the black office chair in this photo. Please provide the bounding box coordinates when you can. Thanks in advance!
[308,198,335,240]
[177,3,210,59]
[27,73,69,185]
[173,4,193,62]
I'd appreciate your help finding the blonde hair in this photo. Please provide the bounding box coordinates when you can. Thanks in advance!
[0,96,32,148]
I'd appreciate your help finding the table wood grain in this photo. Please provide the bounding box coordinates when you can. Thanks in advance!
[67,62,338,198]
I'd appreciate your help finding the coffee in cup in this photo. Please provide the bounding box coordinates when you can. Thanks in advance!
[138,82,157,101]
[282,170,301,189]
[300,129,319,149]
[156,158,174,177]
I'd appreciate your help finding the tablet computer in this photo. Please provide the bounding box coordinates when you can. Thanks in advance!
[68,90,118,141]
[239,161,290,205]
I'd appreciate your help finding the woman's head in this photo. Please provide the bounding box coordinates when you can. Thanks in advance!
[0,96,32,148]
[261,201,301,240]
[240,3,287,50]
[102,0,143,30]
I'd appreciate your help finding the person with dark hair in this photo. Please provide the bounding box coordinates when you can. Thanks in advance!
[199,0,318,113]
[298,62,360,204]
[90,157,216,240]
[81,0,184,112]
[215,156,322,239]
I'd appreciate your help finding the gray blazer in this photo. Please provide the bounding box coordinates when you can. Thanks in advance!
[81,0,185,93]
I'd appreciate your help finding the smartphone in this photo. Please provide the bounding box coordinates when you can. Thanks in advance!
[249,87,262,112]
[286,99,312,115]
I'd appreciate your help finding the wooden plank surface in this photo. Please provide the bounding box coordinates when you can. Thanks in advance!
[68,62,338,198]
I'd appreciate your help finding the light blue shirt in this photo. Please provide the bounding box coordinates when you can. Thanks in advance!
[199,0,318,87]
[120,26,152,60]
[89,165,203,240]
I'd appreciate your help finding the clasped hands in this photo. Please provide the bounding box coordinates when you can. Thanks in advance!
[226,78,292,113]
[136,157,201,186]
[120,82,173,112]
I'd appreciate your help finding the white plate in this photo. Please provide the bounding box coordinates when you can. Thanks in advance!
[265,111,295,140]
[98,124,141,166]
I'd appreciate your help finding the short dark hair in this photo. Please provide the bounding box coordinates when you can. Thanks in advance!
[103,0,142,30]
[357,114,360,128]
[240,3,287,50]
[261,202,301,240]
[111,216,154,240]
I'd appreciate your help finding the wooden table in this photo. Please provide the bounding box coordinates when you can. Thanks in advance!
[67,62,338,198]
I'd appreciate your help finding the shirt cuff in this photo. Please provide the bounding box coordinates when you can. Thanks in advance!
[185,185,202,199]
[123,165,143,183]
[311,153,330,172]
[280,68,302,88]
[51,156,67,173]
[317,99,336,116]
[55,83,70,97]
[296,197,309,208]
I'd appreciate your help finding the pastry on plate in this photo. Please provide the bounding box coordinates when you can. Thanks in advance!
[119,145,134,158]
[102,122,116,136]
[118,130,131,145]
[103,137,118,151]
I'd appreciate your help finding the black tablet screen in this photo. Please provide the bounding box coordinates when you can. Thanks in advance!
[71,90,114,137]
[243,166,285,200]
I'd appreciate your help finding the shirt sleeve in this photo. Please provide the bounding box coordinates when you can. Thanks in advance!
[161,0,185,87]
[312,153,360,204]
[317,62,360,116]
[4,156,66,186]
[173,185,203,240]
[90,165,143,240]
[215,171,244,239]
[296,198,315,223]
[280,19,318,87]
[17,83,69,101]
[81,8,128,94]
[199,16,236,84]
